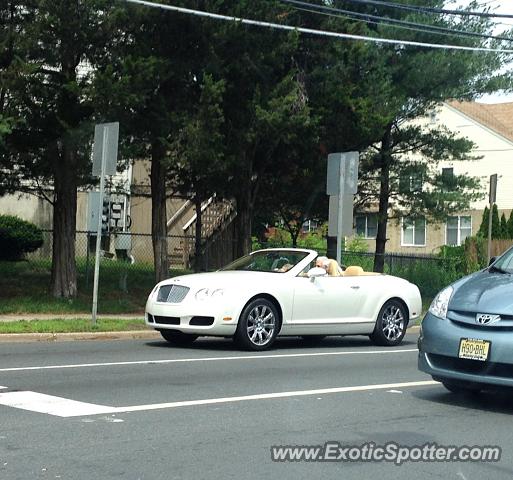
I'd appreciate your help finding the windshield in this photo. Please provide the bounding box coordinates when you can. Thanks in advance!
[220,250,309,273]
[492,246,513,274]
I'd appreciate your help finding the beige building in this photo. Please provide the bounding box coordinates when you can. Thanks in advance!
[353,101,513,254]
[0,158,235,267]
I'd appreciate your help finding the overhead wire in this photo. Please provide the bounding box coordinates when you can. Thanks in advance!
[280,0,513,43]
[312,0,513,19]
[122,0,513,53]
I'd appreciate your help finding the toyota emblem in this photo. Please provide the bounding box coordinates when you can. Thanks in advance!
[476,313,501,325]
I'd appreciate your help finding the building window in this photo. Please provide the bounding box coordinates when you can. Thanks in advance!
[401,217,426,246]
[399,173,423,193]
[446,216,472,246]
[355,214,378,238]
[302,220,318,233]
[442,167,454,179]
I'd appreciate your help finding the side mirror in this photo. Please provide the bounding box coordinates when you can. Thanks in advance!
[488,256,497,266]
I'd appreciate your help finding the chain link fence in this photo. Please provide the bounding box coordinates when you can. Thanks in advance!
[3,231,475,313]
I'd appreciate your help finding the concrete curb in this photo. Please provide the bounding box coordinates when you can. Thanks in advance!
[0,330,160,343]
[0,326,421,343]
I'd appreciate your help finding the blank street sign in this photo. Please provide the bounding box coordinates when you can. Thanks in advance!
[92,122,119,177]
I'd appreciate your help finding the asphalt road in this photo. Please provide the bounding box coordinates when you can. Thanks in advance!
[0,333,512,480]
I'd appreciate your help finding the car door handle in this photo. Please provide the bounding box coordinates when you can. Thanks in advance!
[350,285,360,290]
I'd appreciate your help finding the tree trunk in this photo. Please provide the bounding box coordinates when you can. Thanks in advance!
[194,195,203,272]
[291,231,299,248]
[50,49,80,299]
[233,191,253,258]
[373,127,392,273]
[150,142,169,282]
[51,149,78,298]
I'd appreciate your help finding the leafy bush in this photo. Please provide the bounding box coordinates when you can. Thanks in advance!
[345,235,369,253]
[437,244,466,273]
[464,236,487,272]
[0,215,44,260]
[265,227,292,247]
[393,261,462,299]
[263,227,328,252]
[297,231,327,252]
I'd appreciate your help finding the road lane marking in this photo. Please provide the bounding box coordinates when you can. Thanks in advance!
[0,386,6,389]
[0,391,117,417]
[0,380,438,417]
[114,380,439,415]
[0,348,418,373]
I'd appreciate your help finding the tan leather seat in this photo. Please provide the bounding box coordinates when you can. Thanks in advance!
[344,265,364,276]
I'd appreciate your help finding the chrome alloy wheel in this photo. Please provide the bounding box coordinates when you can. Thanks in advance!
[246,304,276,346]
[381,304,405,341]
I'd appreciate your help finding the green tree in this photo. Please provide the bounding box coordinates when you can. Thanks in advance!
[491,203,501,239]
[500,212,508,239]
[508,210,513,239]
[1,0,115,297]
[170,74,227,271]
[0,1,33,195]
[351,1,512,272]
[208,1,320,257]
[93,1,210,281]
[478,206,490,237]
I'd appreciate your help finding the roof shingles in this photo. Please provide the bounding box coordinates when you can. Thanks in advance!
[448,100,513,143]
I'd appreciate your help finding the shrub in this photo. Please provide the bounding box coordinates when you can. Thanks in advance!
[265,227,291,247]
[0,215,44,260]
[345,235,369,253]
[297,231,327,252]
[437,244,466,273]
[393,261,461,299]
[464,236,487,272]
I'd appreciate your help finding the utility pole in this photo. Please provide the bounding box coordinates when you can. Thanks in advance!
[487,173,497,266]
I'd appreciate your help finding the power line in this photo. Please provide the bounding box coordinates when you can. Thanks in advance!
[281,0,513,43]
[289,5,479,41]
[122,0,513,53]
[321,0,513,19]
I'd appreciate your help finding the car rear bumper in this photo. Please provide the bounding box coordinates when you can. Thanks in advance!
[418,311,513,387]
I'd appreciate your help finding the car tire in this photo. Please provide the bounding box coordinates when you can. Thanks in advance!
[159,330,199,346]
[369,299,407,347]
[235,298,279,351]
[441,381,482,395]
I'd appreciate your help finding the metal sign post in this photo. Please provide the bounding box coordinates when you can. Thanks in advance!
[327,152,359,265]
[487,173,498,265]
[91,122,119,324]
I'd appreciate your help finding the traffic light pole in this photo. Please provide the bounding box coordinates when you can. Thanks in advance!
[91,128,109,325]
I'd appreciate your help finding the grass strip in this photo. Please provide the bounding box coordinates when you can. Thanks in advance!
[0,318,148,334]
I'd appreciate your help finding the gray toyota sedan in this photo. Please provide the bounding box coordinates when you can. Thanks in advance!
[418,245,513,393]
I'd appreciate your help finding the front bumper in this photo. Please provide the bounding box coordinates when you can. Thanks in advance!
[418,311,513,388]
[145,299,238,337]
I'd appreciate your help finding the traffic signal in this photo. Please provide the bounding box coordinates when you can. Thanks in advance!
[101,199,110,234]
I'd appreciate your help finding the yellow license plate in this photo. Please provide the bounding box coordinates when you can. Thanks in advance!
[458,338,491,362]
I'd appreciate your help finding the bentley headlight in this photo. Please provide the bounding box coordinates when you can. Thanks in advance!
[428,285,453,319]
[211,289,224,299]
[149,285,159,301]
[195,288,224,301]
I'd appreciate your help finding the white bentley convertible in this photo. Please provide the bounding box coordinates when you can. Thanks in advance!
[145,248,422,350]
